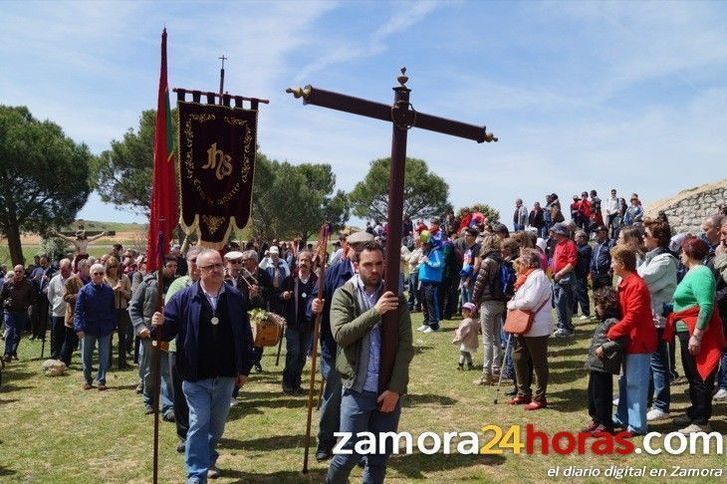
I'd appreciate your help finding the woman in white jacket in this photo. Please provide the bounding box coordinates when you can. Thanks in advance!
[507,249,553,410]
[638,219,678,422]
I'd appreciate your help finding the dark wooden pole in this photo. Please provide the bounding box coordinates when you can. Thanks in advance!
[379,82,410,393]
[302,224,329,474]
[152,222,165,484]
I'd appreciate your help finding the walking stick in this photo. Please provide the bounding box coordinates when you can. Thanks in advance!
[303,224,329,474]
[493,333,512,404]
[276,243,296,367]
[316,376,325,411]
[275,327,284,366]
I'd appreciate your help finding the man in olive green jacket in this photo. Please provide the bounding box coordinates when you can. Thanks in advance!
[326,241,414,484]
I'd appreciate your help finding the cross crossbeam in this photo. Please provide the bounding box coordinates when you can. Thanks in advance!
[287,68,497,394]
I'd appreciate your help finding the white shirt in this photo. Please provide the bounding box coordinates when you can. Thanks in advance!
[47,273,69,317]
[605,196,619,216]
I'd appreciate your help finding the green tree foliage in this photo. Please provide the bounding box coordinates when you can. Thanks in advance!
[250,155,350,241]
[0,106,92,265]
[348,157,452,222]
[90,109,177,216]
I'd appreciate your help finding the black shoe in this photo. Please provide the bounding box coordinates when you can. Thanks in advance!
[315,446,333,462]
[282,386,295,395]
[144,404,154,415]
[163,410,175,422]
[176,441,185,453]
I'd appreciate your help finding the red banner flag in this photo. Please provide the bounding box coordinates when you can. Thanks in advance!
[147,28,178,272]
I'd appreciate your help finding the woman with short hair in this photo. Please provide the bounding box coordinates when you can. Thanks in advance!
[638,220,678,422]
[607,246,657,436]
[506,249,552,410]
[667,237,726,434]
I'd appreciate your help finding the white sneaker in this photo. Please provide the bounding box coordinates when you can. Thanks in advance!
[678,423,711,434]
[417,325,428,332]
[422,327,434,334]
[713,388,727,401]
[229,398,238,408]
[612,397,619,406]
[579,315,590,321]
[646,408,669,421]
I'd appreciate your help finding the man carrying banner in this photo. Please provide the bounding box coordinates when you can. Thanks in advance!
[150,249,255,482]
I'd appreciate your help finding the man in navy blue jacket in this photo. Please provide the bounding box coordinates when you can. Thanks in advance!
[310,230,373,462]
[74,263,116,391]
[590,225,613,291]
[151,249,255,483]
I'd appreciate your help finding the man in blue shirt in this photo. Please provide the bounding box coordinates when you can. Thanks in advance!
[151,249,254,483]
[74,263,116,390]
[325,241,414,484]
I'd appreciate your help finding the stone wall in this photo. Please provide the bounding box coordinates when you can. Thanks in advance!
[646,179,727,234]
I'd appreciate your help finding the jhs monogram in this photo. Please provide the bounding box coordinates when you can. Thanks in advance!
[203,142,233,180]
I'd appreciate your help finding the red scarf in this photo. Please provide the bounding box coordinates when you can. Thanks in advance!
[664,305,726,380]
[514,268,535,292]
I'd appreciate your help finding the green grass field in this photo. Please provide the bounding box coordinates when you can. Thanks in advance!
[0,312,725,483]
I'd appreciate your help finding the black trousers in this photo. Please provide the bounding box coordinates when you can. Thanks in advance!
[169,352,189,440]
[50,316,66,359]
[588,370,614,428]
[59,326,78,366]
[116,309,131,368]
[678,332,716,425]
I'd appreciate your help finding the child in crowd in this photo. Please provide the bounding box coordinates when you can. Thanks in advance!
[583,287,627,434]
[453,302,479,370]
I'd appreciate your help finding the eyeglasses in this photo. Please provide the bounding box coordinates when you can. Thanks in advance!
[188,258,197,263]
[199,263,224,271]
[92,271,104,275]
[230,259,243,264]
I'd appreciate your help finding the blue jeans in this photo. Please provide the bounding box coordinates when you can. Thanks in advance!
[82,333,111,385]
[282,325,312,390]
[718,349,727,391]
[326,389,402,484]
[3,310,28,357]
[513,223,525,232]
[318,354,342,450]
[553,280,574,332]
[421,281,440,330]
[139,339,174,412]
[614,353,651,434]
[648,328,671,412]
[183,377,236,483]
[460,278,473,306]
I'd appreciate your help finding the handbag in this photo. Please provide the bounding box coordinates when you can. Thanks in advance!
[503,295,550,335]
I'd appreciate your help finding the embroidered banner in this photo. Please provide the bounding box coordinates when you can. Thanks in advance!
[177,101,257,247]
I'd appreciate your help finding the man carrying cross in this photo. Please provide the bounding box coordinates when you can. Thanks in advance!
[325,240,414,483]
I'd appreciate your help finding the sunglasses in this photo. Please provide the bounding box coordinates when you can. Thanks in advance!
[230,259,243,264]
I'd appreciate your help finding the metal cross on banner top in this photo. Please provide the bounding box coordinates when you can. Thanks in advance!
[286,68,497,393]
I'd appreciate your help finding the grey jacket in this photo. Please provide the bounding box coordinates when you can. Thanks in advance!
[637,247,677,328]
[128,274,164,335]
[585,317,627,374]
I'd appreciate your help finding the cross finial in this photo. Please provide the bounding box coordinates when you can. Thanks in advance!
[397,67,408,87]
[219,55,227,69]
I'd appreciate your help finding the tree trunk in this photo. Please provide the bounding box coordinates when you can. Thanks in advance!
[5,221,25,266]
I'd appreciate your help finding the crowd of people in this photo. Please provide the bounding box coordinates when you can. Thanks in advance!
[1,190,727,483]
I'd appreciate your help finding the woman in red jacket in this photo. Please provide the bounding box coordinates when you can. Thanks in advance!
[607,245,657,436]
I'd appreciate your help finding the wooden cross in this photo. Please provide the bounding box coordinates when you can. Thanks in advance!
[218,55,227,97]
[287,68,497,392]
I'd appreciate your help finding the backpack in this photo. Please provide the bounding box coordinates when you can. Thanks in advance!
[488,258,516,302]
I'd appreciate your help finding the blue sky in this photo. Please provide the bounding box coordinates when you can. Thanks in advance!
[2,1,726,226]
